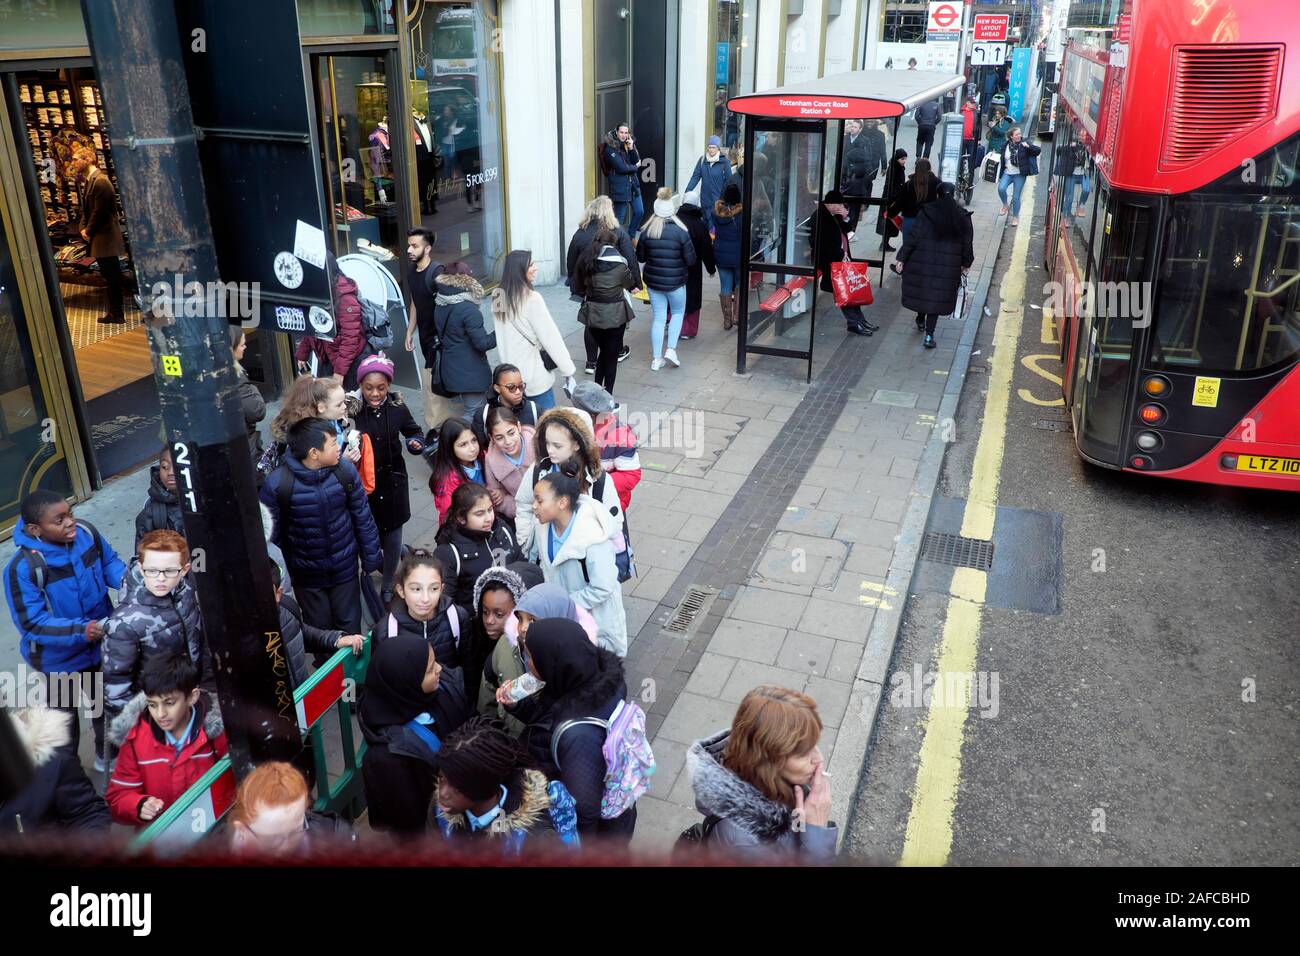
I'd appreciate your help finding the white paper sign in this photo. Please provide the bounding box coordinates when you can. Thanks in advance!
[293,219,327,270]
[273,251,304,289]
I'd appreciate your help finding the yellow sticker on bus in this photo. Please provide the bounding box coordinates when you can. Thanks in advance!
[1192,376,1220,407]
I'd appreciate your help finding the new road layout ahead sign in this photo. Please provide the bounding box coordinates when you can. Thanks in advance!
[973,14,1010,42]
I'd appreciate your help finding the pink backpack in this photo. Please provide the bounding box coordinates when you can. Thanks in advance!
[551,699,656,819]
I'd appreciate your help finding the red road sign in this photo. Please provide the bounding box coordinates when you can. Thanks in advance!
[929,3,961,31]
[973,14,1010,42]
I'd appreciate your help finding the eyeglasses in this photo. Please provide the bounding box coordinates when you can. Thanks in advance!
[498,382,525,394]
[142,568,184,580]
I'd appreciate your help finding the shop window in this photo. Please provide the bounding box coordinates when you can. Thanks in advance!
[712,0,759,149]
[0,2,89,51]
[298,0,397,36]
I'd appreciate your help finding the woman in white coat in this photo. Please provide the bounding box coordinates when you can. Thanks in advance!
[531,462,627,657]
[490,249,576,413]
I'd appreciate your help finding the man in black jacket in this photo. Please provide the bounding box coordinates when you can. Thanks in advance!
[914,99,943,159]
[841,119,888,232]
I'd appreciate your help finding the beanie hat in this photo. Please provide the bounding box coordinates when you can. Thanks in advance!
[653,195,676,218]
[682,187,702,208]
[570,381,617,416]
[356,353,395,383]
[722,183,741,204]
[707,135,722,148]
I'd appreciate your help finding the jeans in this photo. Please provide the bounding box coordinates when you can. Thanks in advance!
[529,388,557,412]
[614,191,647,234]
[649,286,687,359]
[717,266,738,295]
[916,125,935,159]
[998,172,1029,216]
[1070,173,1091,211]
[590,325,626,394]
[902,215,916,242]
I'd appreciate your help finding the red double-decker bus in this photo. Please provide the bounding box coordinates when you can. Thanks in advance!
[1045,0,1300,490]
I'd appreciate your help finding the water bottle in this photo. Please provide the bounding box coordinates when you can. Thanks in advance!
[503,673,544,703]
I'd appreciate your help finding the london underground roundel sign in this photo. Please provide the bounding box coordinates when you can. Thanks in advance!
[930,3,959,30]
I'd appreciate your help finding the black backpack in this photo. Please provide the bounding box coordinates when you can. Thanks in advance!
[271,464,360,567]
[674,814,723,855]
[20,520,105,595]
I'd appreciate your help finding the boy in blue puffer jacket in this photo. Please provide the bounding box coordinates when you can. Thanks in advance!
[4,490,128,765]
[260,417,382,636]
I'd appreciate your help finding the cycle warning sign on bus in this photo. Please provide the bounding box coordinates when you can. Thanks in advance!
[1192,377,1221,408]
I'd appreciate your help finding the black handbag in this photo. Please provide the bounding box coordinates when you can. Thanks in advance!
[518,323,558,371]
[428,311,453,397]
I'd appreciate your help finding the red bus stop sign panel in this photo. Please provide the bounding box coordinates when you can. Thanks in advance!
[728,95,904,119]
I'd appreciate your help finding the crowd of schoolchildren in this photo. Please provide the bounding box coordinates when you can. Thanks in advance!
[3,231,838,863]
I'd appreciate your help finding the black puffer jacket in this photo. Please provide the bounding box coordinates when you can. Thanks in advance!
[677,203,717,314]
[0,707,111,834]
[636,218,697,292]
[133,465,184,551]
[433,521,523,615]
[378,594,471,667]
[896,200,975,316]
[434,272,496,395]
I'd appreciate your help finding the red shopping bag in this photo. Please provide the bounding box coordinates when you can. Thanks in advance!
[830,260,874,307]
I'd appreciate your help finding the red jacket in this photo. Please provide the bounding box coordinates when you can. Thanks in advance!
[294,273,366,382]
[105,693,228,828]
[592,418,641,511]
[962,104,976,140]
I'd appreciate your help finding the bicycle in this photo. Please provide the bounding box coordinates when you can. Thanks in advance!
[956,151,975,206]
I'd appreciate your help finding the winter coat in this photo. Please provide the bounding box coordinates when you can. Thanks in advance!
[1002,139,1042,176]
[258,454,383,588]
[430,457,486,524]
[79,168,124,258]
[278,594,343,688]
[811,203,853,295]
[4,519,126,674]
[896,201,975,316]
[686,729,837,862]
[433,521,524,616]
[0,707,111,834]
[536,497,627,657]
[377,595,471,668]
[592,417,641,511]
[986,117,1011,156]
[513,445,626,560]
[294,272,367,387]
[489,288,576,397]
[889,173,941,220]
[601,135,641,202]
[686,153,732,214]
[102,558,207,727]
[359,665,471,834]
[636,219,697,292]
[105,692,228,829]
[677,204,717,314]
[479,606,598,732]
[483,424,536,521]
[433,272,496,395]
[354,392,423,533]
[876,159,908,238]
[914,100,942,128]
[235,366,266,460]
[712,201,744,269]
[134,465,184,551]
[841,128,888,197]
[566,222,641,289]
[433,768,580,850]
[574,245,637,331]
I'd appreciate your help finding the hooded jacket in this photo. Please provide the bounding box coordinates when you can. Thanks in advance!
[600,131,641,202]
[677,203,718,314]
[566,222,641,289]
[536,496,627,657]
[105,691,229,829]
[483,424,536,521]
[574,244,638,331]
[489,287,576,397]
[686,729,837,862]
[636,217,697,292]
[433,768,580,850]
[353,391,423,533]
[258,453,383,588]
[133,465,184,551]
[102,558,207,727]
[591,416,641,512]
[896,199,975,317]
[433,521,524,617]
[433,272,497,395]
[4,519,127,674]
[378,593,471,668]
[294,272,366,386]
[0,707,111,834]
[712,200,744,269]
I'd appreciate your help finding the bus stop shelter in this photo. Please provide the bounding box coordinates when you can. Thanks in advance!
[726,70,966,381]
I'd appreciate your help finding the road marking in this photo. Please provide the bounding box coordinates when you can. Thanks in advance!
[900,177,1035,867]
[1017,354,1065,406]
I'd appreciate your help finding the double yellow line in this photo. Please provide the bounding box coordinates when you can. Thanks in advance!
[899,179,1036,866]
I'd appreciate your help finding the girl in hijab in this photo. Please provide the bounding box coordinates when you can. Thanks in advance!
[893,180,974,349]
[359,634,471,834]
[514,617,636,840]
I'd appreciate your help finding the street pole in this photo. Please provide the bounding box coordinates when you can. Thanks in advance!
[80,0,301,774]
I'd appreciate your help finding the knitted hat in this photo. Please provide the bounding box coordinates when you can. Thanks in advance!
[653,194,676,218]
[707,135,722,148]
[682,187,702,208]
[722,183,741,204]
[356,353,395,383]
[570,380,617,416]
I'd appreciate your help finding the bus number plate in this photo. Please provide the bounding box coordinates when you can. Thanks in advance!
[1235,455,1300,475]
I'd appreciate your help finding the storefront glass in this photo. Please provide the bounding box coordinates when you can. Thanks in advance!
[713,0,759,148]
[0,0,89,51]
[407,0,506,281]
[299,0,398,36]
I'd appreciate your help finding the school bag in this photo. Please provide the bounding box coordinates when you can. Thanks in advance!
[386,607,460,648]
[550,698,655,819]
[19,520,106,597]
[530,466,636,582]
[357,295,394,353]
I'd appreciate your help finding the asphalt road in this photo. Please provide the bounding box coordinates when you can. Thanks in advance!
[845,174,1300,866]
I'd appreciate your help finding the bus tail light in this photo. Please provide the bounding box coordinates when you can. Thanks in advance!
[1130,455,1152,469]
[1142,375,1172,398]
[1135,431,1163,452]
[1139,403,1167,425]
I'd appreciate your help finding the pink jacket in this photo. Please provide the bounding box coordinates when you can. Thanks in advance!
[294,273,366,382]
[483,425,536,520]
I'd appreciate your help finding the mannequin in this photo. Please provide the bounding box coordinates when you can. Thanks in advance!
[412,109,439,215]
[368,116,392,202]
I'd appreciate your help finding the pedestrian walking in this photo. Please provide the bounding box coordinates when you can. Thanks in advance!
[894,181,974,349]
[433,481,523,618]
[676,189,717,341]
[998,126,1041,226]
[599,123,643,231]
[960,95,980,184]
[685,135,732,232]
[428,417,485,523]
[812,189,877,337]
[684,685,836,861]
[636,187,697,371]
[712,182,743,331]
[888,156,940,244]
[294,254,367,390]
[914,97,942,159]
[570,227,638,395]
[483,406,536,524]
[402,227,448,435]
[565,196,639,374]
[229,327,266,461]
[490,250,576,413]
[985,108,1011,162]
[133,445,184,550]
[426,262,497,428]
[877,148,908,251]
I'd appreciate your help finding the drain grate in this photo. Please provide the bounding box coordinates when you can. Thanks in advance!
[920,532,996,571]
[663,586,718,635]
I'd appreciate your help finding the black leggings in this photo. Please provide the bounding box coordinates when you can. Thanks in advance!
[919,312,940,335]
[589,325,626,395]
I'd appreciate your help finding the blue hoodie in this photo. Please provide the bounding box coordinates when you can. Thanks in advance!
[4,520,127,673]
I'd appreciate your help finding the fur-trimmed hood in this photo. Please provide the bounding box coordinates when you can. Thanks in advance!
[8,706,72,768]
[435,271,485,304]
[435,768,551,834]
[471,564,531,615]
[534,407,603,483]
[108,690,224,748]
[714,200,742,219]
[687,729,792,841]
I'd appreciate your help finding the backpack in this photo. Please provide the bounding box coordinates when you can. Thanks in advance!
[530,466,635,583]
[357,296,394,353]
[387,606,460,648]
[675,814,723,853]
[441,524,517,580]
[20,520,105,597]
[551,699,655,819]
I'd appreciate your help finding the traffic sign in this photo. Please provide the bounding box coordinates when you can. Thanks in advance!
[928,0,961,37]
[971,42,1010,66]
[973,14,1010,42]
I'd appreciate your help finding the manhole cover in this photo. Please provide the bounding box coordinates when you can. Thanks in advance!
[920,532,995,571]
[663,586,719,635]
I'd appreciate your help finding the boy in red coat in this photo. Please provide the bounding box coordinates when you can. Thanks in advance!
[105,652,227,829]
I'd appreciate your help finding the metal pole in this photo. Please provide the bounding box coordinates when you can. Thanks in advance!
[80,0,302,775]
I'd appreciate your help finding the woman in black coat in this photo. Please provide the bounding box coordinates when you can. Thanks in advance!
[876,148,908,251]
[811,190,877,337]
[359,634,471,835]
[675,192,717,340]
[565,196,640,373]
[434,267,497,396]
[894,181,974,349]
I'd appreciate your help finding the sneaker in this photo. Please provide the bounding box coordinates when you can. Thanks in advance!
[923,334,936,349]
[651,358,665,371]
[664,348,680,367]
[617,345,631,363]
[584,362,596,375]
[94,755,107,774]
[1000,204,1009,215]
[1010,216,1020,226]
[678,334,695,341]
